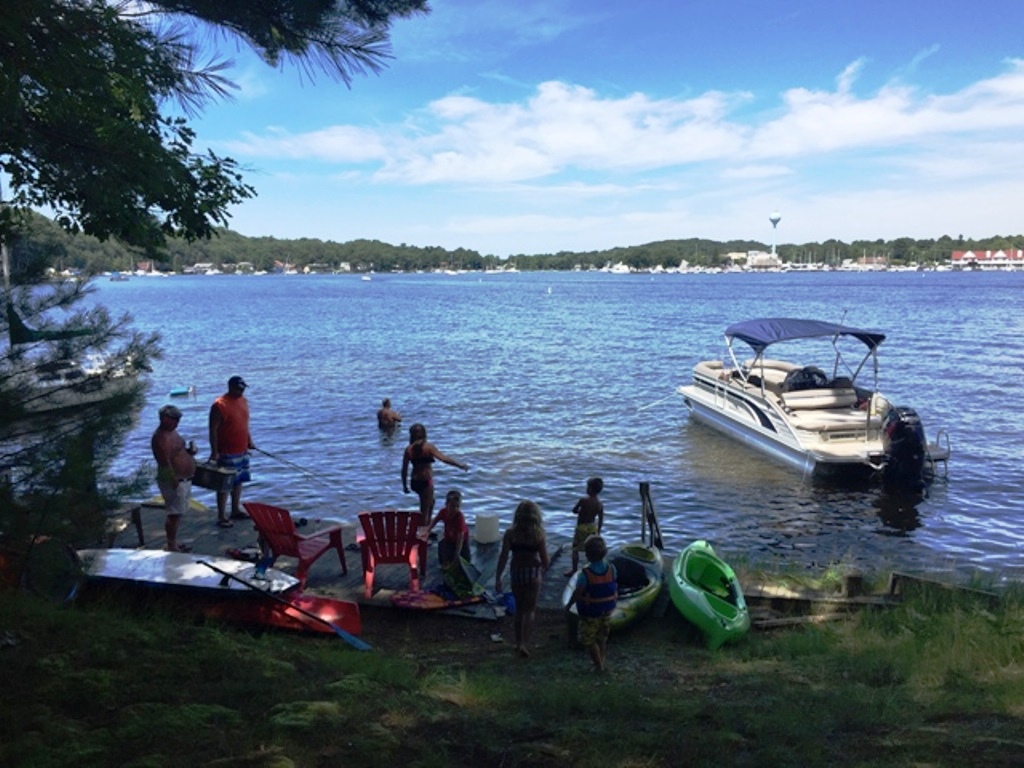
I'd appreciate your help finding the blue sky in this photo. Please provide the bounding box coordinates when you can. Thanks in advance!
[192,1,1024,257]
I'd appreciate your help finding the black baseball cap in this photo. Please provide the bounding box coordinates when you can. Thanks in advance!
[228,375,248,390]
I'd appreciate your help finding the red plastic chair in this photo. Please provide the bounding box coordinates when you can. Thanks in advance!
[356,510,427,598]
[243,502,347,589]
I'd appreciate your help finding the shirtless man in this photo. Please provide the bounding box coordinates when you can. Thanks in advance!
[151,404,197,552]
[377,398,402,431]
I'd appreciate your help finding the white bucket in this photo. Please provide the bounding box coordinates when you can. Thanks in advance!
[474,514,501,544]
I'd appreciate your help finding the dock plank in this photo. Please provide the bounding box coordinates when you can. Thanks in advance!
[110,502,574,616]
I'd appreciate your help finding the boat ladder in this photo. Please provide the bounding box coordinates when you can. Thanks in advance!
[638,482,664,550]
[926,428,951,479]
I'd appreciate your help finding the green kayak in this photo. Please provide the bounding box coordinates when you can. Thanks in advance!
[562,541,664,631]
[668,540,750,649]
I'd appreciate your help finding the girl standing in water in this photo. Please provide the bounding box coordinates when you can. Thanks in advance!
[401,423,468,521]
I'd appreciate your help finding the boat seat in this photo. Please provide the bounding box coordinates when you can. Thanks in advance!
[611,556,649,593]
[685,554,732,598]
[742,358,801,373]
[789,410,884,431]
[694,360,726,380]
[747,367,790,395]
[685,552,713,586]
[781,388,858,410]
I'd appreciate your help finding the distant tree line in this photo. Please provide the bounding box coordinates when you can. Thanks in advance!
[14,212,1021,275]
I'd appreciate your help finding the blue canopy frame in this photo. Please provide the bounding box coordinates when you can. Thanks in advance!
[724,318,886,355]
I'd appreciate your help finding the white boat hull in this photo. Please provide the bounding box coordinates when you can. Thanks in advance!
[678,318,948,488]
[679,370,886,480]
[77,548,300,595]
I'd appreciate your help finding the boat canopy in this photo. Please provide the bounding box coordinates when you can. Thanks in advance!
[724,318,886,355]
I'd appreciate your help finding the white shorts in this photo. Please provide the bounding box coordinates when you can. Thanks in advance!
[157,478,192,516]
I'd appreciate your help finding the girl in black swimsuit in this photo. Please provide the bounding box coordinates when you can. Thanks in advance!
[401,423,469,522]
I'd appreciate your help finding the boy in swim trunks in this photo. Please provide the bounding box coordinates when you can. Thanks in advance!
[565,535,617,672]
[566,477,604,576]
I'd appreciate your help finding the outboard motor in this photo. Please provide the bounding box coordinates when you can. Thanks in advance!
[881,406,928,491]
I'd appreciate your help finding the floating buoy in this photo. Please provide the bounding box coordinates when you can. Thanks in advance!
[169,385,196,398]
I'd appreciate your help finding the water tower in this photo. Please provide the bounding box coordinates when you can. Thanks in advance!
[769,210,781,256]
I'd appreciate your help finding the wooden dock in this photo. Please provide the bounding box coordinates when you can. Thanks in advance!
[105,489,958,633]
[110,498,574,620]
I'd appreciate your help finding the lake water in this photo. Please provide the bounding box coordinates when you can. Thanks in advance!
[91,270,1024,583]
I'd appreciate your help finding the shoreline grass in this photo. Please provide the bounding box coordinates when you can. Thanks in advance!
[2,579,1023,768]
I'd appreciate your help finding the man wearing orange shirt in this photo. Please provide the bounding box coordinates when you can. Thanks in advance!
[209,375,256,527]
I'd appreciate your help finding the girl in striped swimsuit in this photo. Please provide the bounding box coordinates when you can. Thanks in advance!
[495,500,550,658]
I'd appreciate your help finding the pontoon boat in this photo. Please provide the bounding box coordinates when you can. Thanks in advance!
[678,318,950,488]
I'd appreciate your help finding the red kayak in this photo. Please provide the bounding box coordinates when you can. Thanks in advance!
[76,549,364,644]
[204,592,362,637]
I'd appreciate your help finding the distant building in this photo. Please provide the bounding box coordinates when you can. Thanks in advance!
[745,250,783,270]
[951,250,1024,270]
[857,254,888,268]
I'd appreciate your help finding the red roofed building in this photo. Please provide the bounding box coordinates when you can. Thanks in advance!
[950,250,1024,269]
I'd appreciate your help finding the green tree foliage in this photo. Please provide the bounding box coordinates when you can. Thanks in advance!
[16,211,1024,276]
[0,1,251,249]
[146,0,429,84]
[0,1,429,564]
[1,222,158,551]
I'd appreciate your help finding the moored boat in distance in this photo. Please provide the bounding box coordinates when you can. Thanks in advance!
[678,317,950,489]
[668,540,749,649]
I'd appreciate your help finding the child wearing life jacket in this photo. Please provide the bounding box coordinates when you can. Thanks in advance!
[565,535,617,672]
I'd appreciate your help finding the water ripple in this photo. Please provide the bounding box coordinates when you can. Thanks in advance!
[94,270,1024,582]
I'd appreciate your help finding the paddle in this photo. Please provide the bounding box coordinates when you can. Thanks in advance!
[196,560,372,651]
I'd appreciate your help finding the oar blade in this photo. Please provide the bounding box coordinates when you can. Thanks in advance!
[196,560,371,651]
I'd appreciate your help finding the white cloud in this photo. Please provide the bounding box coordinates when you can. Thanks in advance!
[221,58,1024,255]
[720,165,794,180]
[224,59,1024,188]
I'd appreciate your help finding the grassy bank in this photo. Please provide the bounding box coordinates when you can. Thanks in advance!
[2,580,1023,768]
